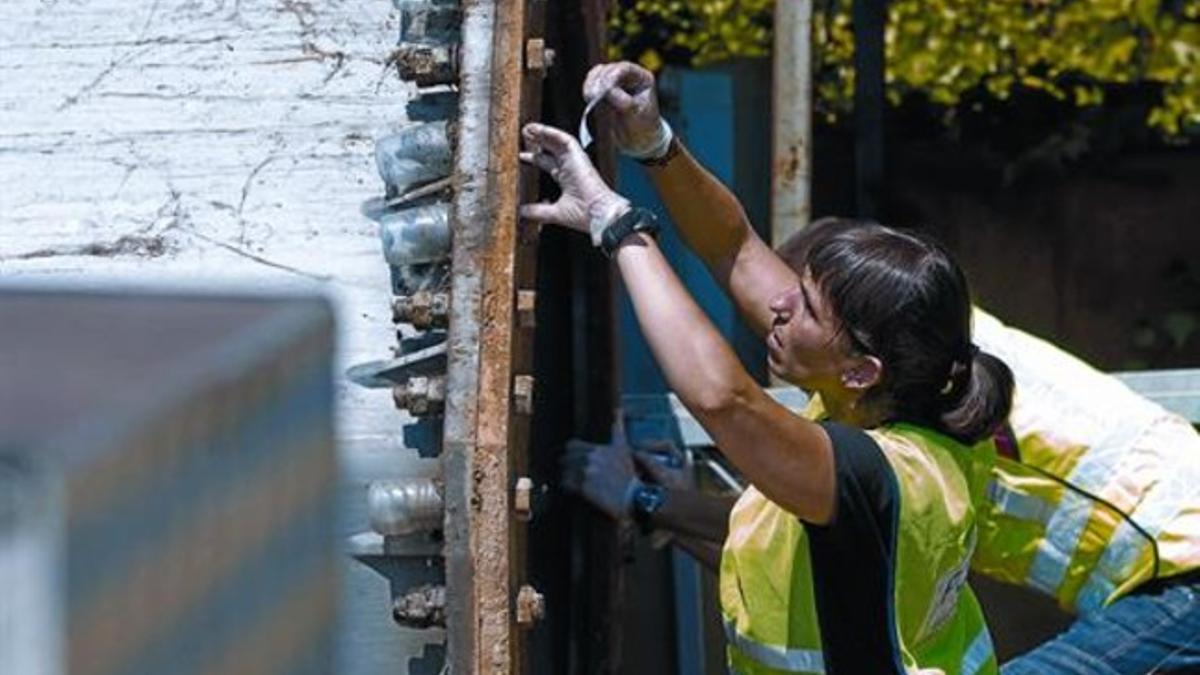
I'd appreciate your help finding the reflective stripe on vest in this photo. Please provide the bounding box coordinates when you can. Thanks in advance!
[725,620,994,675]
[1023,435,1137,595]
[961,627,996,675]
[723,620,825,674]
[985,450,1199,612]
[988,472,1144,605]
[1074,466,1199,612]
[972,309,1200,612]
[985,480,1055,525]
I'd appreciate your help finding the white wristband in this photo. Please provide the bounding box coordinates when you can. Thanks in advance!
[623,118,674,161]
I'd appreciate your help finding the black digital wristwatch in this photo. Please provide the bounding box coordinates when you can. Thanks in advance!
[600,207,661,259]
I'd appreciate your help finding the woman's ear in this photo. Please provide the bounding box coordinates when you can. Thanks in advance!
[840,355,883,391]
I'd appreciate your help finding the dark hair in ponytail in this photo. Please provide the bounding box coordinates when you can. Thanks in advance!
[939,350,1015,444]
[788,218,1014,444]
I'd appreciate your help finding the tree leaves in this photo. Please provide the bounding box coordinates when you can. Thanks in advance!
[608,0,1200,136]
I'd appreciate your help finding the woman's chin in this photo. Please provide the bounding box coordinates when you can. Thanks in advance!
[767,360,796,383]
[767,363,814,391]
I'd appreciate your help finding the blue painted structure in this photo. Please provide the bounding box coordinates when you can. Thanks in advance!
[616,61,773,675]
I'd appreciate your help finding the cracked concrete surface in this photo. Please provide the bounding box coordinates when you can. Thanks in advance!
[0,1,436,672]
[0,0,409,426]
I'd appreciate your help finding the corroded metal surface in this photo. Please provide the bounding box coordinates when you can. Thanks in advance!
[393,43,461,87]
[393,291,451,329]
[393,584,448,629]
[440,0,545,670]
[515,584,545,627]
[393,375,447,416]
[771,0,813,245]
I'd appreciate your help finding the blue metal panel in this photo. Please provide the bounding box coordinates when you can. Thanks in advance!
[616,63,773,675]
[618,67,760,395]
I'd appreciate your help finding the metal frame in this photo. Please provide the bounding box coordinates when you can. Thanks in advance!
[624,369,1200,449]
[442,0,545,670]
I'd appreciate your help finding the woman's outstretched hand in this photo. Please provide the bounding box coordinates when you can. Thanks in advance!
[519,122,630,246]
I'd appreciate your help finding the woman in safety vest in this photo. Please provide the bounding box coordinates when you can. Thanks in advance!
[525,60,1014,674]
[780,217,1200,673]
[569,217,1200,674]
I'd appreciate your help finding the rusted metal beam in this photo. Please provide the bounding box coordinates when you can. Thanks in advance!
[441,0,494,665]
[442,0,546,670]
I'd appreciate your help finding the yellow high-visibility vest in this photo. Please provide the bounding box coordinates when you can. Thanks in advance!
[971,309,1200,614]
[720,423,998,674]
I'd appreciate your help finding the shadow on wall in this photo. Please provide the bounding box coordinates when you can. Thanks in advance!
[885,143,1200,372]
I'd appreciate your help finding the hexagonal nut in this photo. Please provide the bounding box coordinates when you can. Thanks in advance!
[512,375,534,415]
[393,43,459,86]
[513,476,533,522]
[392,294,415,323]
[516,290,536,329]
[393,291,450,329]
[393,375,446,416]
[429,293,451,325]
[393,584,447,629]
[525,38,554,72]
[516,584,545,627]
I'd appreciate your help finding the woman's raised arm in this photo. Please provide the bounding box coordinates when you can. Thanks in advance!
[520,122,836,524]
[583,62,798,338]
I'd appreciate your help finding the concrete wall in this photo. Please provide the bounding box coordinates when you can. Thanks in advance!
[0,1,436,672]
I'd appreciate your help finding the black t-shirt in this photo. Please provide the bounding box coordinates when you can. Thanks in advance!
[806,421,905,674]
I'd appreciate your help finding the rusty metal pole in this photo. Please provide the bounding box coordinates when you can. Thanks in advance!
[771,0,813,246]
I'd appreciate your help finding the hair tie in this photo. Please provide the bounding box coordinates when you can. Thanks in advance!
[941,344,978,396]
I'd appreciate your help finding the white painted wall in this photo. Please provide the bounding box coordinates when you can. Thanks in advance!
[0,1,439,671]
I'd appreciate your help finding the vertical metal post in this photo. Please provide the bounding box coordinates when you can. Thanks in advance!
[853,0,886,218]
[442,0,540,670]
[771,0,813,245]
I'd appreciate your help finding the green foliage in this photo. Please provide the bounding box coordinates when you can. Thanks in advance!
[608,0,1200,136]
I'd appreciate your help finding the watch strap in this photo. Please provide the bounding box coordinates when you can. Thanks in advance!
[600,207,660,258]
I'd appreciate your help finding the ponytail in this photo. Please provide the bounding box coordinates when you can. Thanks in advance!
[937,349,1014,444]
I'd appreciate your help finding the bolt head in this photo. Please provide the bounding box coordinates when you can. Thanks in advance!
[513,375,534,415]
[514,476,533,521]
[516,584,545,626]
[525,38,550,72]
[516,290,536,329]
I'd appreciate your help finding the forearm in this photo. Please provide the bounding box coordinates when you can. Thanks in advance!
[647,488,735,543]
[644,143,796,337]
[671,535,722,574]
[616,233,835,522]
[615,234,757,415]
[645,142,754,268]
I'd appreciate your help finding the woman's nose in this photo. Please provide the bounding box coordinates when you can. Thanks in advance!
[769,287,797,318]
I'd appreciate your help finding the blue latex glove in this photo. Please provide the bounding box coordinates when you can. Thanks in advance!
[560,437,643,521]
[632,440,694,492]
